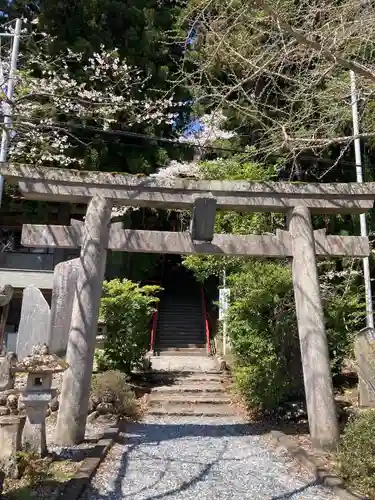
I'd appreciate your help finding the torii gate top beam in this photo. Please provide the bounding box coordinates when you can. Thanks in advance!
[1,163,375,214]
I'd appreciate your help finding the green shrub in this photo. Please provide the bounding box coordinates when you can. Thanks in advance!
[228,260,303,410]
[337,410,375,497]
[225,259,363,411]
[91,370,140,419]
[16,450,49,486]
[233,364,294,411]
[319,260,365,377]
[99,279,160,373]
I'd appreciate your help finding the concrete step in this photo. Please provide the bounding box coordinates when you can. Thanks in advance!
[158,308,202,312]
[149,393,230,405]
[150,375,227,386]
[151,383,226,393]
[159,306,202,310]
[155,344,206,349]
[156,329,205,334]
[157,328,203,332]
[157,341,206,345]
[148,403,236,417]
[157,335,204,339]
[156,337,205,341]
[157,328,204,332]
[154,348,208,356]
[180,375,227,383]
[155,350,207,354]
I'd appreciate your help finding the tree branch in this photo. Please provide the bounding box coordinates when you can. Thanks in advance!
[252,0,375,82]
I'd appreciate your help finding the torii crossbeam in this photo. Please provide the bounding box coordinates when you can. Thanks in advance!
[0,163,374,213]
[21,223,370,258]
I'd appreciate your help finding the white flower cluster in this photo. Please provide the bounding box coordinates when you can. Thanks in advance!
[321,268,361,281]
[9,128,83,167]
[0,34,179,167]
[111,112,235,216]
[111,205,139,218]
[150,160,201,179]
[151,110,236,180]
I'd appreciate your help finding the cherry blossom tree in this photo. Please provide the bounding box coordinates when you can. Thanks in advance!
[111,110,235,218]
[150,110,236,179]
[0,25,180,168]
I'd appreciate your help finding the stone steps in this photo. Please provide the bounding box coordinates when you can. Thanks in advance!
[147,364,234,418]
[149,393,230,405]
[148,403,236,417]
[151,383,225,393]
[155,290,206,352]
[155,348,208,357]
[151,373,225,382]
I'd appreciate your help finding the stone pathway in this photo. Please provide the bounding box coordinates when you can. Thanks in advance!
[84,356,338,500]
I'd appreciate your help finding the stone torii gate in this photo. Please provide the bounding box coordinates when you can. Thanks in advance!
[1,164,374,450]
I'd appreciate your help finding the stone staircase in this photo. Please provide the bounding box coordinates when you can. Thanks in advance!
[154,290,207,355]
[147,368,235,417]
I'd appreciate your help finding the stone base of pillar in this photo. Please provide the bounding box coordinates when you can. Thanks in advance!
[20,393,50,457]
[0,415,26,478]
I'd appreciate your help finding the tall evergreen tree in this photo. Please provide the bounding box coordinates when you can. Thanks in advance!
[0,0,191,174]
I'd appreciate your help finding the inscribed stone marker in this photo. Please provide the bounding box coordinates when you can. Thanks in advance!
[355,327,375,407]
[0,352,16,391]
[16,286,50,360]
[48,258,79,356]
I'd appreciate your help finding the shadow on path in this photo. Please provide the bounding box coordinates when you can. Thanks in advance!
[82,420,333,500]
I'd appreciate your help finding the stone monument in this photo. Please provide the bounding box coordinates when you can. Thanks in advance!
[48,258,79,356]
[355,327,375,407]
[0,285,14,354]
[16,286,50,360]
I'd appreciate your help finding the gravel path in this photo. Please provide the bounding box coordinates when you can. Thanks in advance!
[84,415,338,500]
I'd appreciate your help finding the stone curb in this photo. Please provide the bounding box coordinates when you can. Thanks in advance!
[270,430,368,500]
[57,422,120,500]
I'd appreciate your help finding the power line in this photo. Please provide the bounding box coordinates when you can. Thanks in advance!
[6,114,375,170]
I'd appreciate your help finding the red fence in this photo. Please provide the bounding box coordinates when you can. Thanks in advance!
[200,287,211,355]
[150,304,159,353]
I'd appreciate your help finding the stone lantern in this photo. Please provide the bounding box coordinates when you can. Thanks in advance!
[14,344,68,457]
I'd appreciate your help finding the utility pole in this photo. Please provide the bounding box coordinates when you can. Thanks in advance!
[350,70,374,328]
[222,268,228,355]
[0,18,22,207]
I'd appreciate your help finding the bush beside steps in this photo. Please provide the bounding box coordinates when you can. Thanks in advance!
[88,370,142,422]
[337,409,375,498]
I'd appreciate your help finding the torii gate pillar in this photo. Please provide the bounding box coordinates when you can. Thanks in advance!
[289,206,339,449]
[55,196,112,445]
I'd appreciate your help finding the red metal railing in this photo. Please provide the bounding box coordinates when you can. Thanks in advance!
[146,281,162,353]
[150,304,159,353]
[200,287,211,355]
